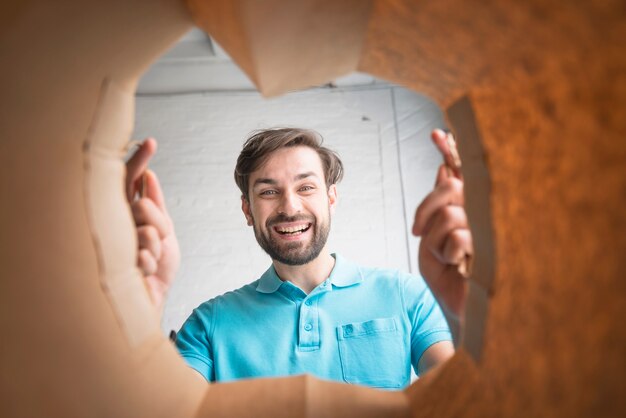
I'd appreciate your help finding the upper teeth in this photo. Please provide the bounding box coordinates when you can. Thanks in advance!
[277,224,308,233]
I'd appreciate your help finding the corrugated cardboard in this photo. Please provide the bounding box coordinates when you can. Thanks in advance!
[360,0,626,416]
[186,0,373,97]
[1,1,206,417]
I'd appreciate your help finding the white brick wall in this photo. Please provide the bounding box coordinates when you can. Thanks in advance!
[133,84,446,334]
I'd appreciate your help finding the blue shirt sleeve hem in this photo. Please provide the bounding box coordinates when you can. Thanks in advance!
[411,329,453,372]
[179,352,213,382]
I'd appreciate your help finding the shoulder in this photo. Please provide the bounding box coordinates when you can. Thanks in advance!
[180,280,260,335]
[353,262,433,306]
[341,261,409,302]
[357,263,417,288]
[193,280,261,317]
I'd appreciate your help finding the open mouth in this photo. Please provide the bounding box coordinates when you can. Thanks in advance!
[273,223,312,236]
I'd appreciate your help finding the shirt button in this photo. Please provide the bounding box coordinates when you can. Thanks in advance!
[304,323,313,331]
[305,300,312,306]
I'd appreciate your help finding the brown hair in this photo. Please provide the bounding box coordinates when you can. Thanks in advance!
[234,127,344,200]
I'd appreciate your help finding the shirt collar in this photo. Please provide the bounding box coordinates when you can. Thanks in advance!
[328,253,364,288]
[255,253,363,294]
[255,265,283,293]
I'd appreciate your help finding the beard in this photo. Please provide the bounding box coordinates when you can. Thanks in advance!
[251,211,331,266]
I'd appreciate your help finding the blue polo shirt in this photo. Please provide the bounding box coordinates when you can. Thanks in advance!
[175,254,451,389]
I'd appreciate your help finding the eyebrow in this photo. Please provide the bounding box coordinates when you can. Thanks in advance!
[252,172,320,188]
[295,172,318,181]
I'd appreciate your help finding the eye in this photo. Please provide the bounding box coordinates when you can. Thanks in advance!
[299,185,315,192]
[260,190,278,196]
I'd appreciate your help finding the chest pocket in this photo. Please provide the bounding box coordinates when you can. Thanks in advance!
[336,317,408,389]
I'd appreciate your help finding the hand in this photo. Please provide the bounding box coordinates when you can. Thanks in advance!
[126,138,180,311]
[412,129,472,341]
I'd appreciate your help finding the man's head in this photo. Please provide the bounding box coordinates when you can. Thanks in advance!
[234,128,343,266]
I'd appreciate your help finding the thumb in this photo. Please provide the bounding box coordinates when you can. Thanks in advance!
[126,138,157,201]
[435,164,449,187]
[144,169,168,214]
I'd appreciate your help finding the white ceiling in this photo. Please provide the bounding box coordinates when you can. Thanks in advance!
[137,28,382,95]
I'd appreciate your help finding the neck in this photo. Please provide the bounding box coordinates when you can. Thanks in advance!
[272,249,335,294]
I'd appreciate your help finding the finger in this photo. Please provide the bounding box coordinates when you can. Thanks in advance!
[137,225,162,261]
[138,248,158,276]
[431,129,462,179]
[412,177,464,235]
[431,129,450,158]
[126,138,157,201]
[442,229,473,265]
[422,206,469,263]
[131,198,171,238]
[143,169,168,213]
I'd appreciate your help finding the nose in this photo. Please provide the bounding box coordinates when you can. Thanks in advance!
[278,190,302,215]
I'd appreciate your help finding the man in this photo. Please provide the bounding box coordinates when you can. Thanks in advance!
[126,128,471,389]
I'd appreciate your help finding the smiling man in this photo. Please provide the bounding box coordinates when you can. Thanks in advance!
[240,145,335,275]
[127,127,471,389]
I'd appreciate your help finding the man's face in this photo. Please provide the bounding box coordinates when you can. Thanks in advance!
[242,146,337,266]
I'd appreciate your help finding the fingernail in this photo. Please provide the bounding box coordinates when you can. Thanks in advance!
[433,128,446,137]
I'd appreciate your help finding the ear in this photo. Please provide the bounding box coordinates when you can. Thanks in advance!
[327,184,338,214]
[241,196,253,226]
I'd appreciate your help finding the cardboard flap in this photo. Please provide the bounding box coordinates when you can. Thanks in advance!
[84,79,159,347]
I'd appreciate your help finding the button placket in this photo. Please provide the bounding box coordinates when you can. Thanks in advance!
[298,294,321,350]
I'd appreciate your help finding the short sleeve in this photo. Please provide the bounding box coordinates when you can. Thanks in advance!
[175,301,216,382]
[401,273,453,374]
